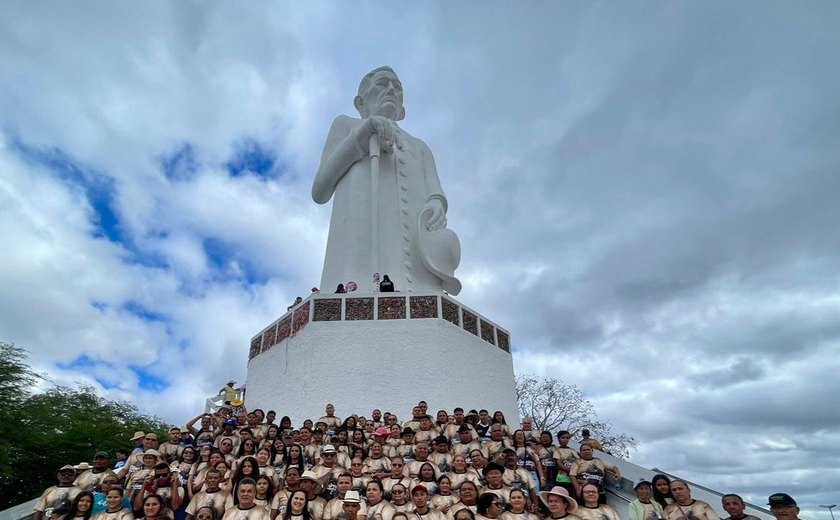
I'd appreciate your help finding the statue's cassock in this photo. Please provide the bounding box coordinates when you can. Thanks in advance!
[312,68,461,295]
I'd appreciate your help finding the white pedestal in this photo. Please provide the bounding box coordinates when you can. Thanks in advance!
[245,293,518,424]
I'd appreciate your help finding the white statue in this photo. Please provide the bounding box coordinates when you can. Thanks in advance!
[312,66,461,295]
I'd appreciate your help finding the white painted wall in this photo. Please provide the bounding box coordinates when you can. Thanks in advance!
[246,317,518,425]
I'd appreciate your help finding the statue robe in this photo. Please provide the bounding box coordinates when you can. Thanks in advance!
[313,115,453,294]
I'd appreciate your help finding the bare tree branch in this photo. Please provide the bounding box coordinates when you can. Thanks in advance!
[516,374,636,459]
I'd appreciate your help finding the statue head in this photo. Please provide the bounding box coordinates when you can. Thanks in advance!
[354,66,406,121]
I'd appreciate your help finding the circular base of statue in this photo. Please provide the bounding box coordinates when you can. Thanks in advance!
[245,292,517,423]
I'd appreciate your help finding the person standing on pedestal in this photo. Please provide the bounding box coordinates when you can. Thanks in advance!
[312,66,461,295]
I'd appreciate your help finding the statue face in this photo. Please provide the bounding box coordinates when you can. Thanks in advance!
[359,69,403,121]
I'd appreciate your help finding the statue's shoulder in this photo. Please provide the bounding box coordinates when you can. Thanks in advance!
[329,114,364,131]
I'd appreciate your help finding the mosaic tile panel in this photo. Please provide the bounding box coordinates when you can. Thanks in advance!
[292,304,310,334]
[497,330,510,352]
[249,335,262,360]
[261,324,278,352]
[346,297,374,321]
[277,316,292,342]
[442,298,460,326]
[462,310,478,336]
[313,298,342,321]
[378,296,406,320]
[409,296,438,319]
[480,320,496,345]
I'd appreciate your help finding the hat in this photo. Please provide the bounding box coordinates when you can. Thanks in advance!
[539,486,578,511]
[224,419,237,426]
[417,209,462,295]
[322,444,337,454]
[482,462,504,476]
[299,470,323,492]
[93,451,109,459]
[458,425,472,433]
[401,427,415,436]
[131,431,145,441]
[411,484,429,495]
[633,479,652,491]
[227,380,236,385]
[374,427,391,437]
[143,449,161,458]
[768,493,797,507]
[343,490,362,504]
[59,465,77,473]
[74,462,93,470]
[434,435,449,445]
[502,448,517,456]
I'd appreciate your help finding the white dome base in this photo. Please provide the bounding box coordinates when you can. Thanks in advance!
[245,293,517,424]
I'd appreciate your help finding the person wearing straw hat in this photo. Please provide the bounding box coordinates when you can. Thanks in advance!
[299,471,327,520]
[131,431,147,455]
[324,474,369,520]
[219,380,237,405]
[118,433,161,480]
[312,66,462,296]
[34,465,82,520]
[537,487,580,520]
[341,490,364,520]
[126,449,164,503]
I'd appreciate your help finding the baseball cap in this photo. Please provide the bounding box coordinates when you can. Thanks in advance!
[768,493,797,507]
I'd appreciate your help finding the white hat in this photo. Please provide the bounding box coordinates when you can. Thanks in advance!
[343,491,362,504]
[417,208,462,295]
[538,486,578,511]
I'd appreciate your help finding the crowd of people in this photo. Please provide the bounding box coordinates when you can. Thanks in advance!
[33,401,801,520]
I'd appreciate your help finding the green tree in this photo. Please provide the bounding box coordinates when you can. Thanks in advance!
[0,342,170,509]
[515,374,636,459]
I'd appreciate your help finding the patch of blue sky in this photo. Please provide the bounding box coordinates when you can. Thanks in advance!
[56,354,121,389]
[203,237,269,285]
[56,354,103,371]
[122,300,169,323]
[226,138,277,179]
[160,142,198,181]
[11,138,170,270]
[129,365,169,392]
[11,139,123,243]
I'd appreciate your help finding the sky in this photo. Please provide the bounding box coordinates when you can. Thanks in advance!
[2,0,839,513]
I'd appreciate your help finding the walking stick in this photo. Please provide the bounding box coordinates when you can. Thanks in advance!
[369,132,381,289]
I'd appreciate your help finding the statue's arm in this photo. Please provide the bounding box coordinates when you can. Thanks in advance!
[312,115,366,204]
[419,140,448,231]
[420,140,447,211]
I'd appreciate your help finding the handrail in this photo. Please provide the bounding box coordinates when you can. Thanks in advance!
[606,487,634,504]
[0,498,37,520]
